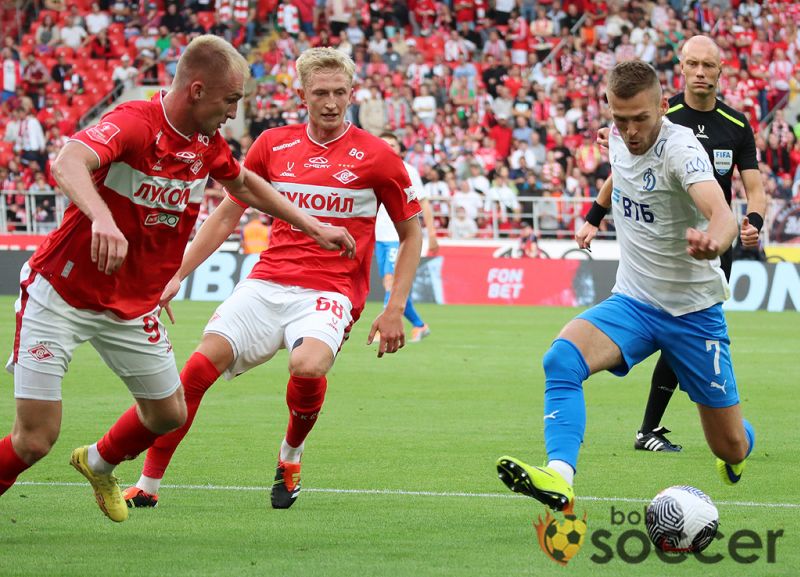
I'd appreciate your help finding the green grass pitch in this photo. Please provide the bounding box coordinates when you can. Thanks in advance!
[0,297,797,577]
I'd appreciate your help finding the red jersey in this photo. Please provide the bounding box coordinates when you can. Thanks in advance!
[28,92,240,319]
[233,123,421,321]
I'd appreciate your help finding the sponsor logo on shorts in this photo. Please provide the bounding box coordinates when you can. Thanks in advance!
[144,212,180,227]
[272,139,301,152]
[86,121,120,144]
[332,169,358,184]
[27,344,54,361]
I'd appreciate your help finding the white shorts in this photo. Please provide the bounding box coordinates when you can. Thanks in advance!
[205,279,353,380]
[7,263,180,401]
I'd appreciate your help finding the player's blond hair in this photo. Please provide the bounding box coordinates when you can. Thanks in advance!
[173,35,250,88]
[296,47,355,89]
[607,60,660,101]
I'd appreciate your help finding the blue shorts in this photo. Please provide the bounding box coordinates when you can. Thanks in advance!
[577,293,739,408]
[375,241,399,278]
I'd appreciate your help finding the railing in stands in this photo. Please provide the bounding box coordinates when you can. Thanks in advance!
[0,189,764,245]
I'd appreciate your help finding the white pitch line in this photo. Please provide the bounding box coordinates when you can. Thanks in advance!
[15,481,800,509]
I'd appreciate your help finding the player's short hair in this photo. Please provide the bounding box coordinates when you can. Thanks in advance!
[296,47,355,89]
[379,131,405,153]
[173,34,249,88]
[607,60,660,101]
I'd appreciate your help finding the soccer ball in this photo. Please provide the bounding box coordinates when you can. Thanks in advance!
[645,485,719,553]
[541,513,588,564]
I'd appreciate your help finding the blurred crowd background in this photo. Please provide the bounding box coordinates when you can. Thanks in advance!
[2,0,800,248]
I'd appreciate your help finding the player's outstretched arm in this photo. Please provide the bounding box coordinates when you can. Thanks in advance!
[223,167,356,258]
[51,142,128,275]
[420,197,439,254]
[158,196,245,322]
[368,216,423,357]
[577,176,613,250]
[686,180,738,260]
[739,168,767,248]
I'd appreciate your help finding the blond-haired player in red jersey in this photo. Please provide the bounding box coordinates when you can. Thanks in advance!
[122,47,423,511]
[0,36,355,523]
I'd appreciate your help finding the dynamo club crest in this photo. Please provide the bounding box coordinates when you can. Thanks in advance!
[713,149,733,176]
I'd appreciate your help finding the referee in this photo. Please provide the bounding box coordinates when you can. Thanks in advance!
[577,35,767,453]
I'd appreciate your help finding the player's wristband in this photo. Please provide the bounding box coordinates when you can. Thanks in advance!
[585,201,609,227]
[746,212,763,232]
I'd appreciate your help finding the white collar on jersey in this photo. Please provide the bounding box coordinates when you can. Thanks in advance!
[306,121,352,149]
[159,90,192,141]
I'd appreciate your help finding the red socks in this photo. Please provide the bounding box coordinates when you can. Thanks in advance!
[285,375,327,448]
[142,352,221,479]
[97,405,160,465]
[0,435,30,496]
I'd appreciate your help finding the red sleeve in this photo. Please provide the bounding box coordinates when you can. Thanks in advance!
[226,131,272,208]
[373,144,421,222]
[242,130,271,176]
[209,134,242,182]
[69,106,149,167]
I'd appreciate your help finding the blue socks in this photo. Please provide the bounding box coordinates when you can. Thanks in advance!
[543,338,591,472]
[743,418,755,459]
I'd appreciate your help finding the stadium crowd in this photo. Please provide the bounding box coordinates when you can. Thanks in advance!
[2,0,800,243]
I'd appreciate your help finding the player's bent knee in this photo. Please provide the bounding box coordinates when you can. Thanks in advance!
[543,338,590,389]
[710,433,749,464]
[12,430,57,464]
[136,394,188,434]
[289,362,328,378]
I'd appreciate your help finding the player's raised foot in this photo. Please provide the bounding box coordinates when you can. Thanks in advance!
[635,426,682,452]
[271,460,302,509]
[496,456,574,511]
[717,457,746,486]
[70,446,128,522]
[122,486,159,508]
[410,324,430,343]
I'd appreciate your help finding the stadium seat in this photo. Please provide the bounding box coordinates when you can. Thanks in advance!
[54,46,74,59]
[197,12,216,31]
[76,45,93,60]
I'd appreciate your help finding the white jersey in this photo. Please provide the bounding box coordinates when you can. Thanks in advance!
[375,161,426,242]
[609,118,729,316]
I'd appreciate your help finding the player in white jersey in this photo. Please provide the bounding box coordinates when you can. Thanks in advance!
[495,60,755,512]
[374,132,438,342]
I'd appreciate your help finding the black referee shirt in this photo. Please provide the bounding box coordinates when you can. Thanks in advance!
[666,93,759,205]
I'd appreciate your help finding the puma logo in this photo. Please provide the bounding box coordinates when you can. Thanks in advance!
[543,410,560,421]
[710,380,727,395]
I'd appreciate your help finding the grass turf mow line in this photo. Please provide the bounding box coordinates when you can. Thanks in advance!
[16,481,800,509]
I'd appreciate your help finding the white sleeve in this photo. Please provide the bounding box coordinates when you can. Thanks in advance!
[666,130,716,192]
[404,162,427,199]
